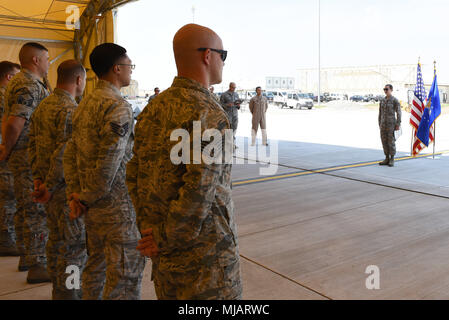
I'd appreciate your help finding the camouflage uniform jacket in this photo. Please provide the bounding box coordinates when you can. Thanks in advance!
[63,80,134,210]
[379,96,401,128]
[4,68,49,152]
[0,86,5,142]
[28,88,77,192]
[126,76,240,272]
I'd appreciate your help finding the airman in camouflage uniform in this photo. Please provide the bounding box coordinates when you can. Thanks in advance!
[0,86,17,251]
[220,82,240,134]
[379,84,401,167]
[63,43,145,300]
[1,44,50,282]
[28,60,88,299]
[127,24,242,300]
[0,61,20,256]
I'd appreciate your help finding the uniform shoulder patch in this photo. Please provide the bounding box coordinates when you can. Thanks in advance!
[110,121,129,137]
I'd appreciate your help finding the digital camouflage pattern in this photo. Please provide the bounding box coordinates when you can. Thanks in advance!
[28,88,87,299]
[220,90,239,132]
[4,68,49,265]
[0,85,16,248]
[63,79,145,300]
[379,96,401,156]
[127,76,242,300]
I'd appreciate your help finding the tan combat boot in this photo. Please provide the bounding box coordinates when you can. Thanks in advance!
[388,156,394,167]
[379,156,389,165]
[18,255,29,272]
[27,264,51,284]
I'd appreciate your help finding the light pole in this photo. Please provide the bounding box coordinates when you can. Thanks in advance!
[192,5,196,23]
[318,0,321,106]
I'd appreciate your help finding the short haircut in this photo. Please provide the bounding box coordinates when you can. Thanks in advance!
[154,87,159,91]
[57,60,86,84]
[256,86,261,91]
[19,42,48,65]
[89,43,127,77]
[0,61,21,79]
[386,84,393,90]
[22,42,48,52]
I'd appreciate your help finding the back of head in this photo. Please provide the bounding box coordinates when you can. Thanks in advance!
[89,43,127,78]
[19,42,48,67]
[173,23,221,70]
[0,61,21,79]
[57,60,85,85]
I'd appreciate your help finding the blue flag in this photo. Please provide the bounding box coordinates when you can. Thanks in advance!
[417,72,441,146]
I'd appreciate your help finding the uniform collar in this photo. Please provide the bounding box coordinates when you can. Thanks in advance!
[21,68,47,88]
[171,76,211,96]
[96,79,123,97]
[53,88,77,105]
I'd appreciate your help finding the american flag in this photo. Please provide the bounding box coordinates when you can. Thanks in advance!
[410,63,433,156]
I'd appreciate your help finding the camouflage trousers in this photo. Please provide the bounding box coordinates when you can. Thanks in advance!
[153,258,243,300]
[0,160,16,247]
[8,148,47,265]
[380,127,396,156]
[46,185,87,299]
[81,192,145,300]
[226,109,239,133]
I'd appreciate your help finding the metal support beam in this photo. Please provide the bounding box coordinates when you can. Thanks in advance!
[0,14,67,26]
[56,0,89,4]
[0,35,72,44]
[0,22,73,34]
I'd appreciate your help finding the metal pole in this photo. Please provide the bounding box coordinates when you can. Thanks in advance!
[318,0,321,106]
[433,122,436,159]
[410,128,414,156]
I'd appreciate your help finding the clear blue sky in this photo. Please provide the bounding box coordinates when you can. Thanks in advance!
[117,0,449,92]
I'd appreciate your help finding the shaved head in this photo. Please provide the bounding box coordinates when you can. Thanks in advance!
[173,24,225,87]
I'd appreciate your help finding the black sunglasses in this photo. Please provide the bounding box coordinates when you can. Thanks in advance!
[383,88,389,91]
[197,48,227,62]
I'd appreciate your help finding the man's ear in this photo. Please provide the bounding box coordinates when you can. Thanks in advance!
[203,49,211,66]
[6,74,12,81]
[113,64,120,74]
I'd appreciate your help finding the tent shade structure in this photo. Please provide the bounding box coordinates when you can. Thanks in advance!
[0,0,137,92]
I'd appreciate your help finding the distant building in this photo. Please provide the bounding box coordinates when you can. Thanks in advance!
[121,79,139,98]
[298,64,419,96]
[266,77,295,90]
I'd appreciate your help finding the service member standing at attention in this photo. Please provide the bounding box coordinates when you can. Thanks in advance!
[220,82,241,140]
[0,43,50,283]
[63,43,145,300]
[127,23,242,300]
[249,86,268,146]
[0,61,20,257]
[28,60,87,300]
[378,84,401,167]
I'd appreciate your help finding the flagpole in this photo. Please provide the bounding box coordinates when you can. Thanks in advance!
[433,122,436,159]
[410,128,414,156]
[433,60,436,160]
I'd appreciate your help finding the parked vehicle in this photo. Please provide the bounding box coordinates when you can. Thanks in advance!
[350,95,364,102]
[286,92,314,109]
[268,90,289,108]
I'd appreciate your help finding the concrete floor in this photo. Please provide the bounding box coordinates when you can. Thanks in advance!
[2,138,449,299]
